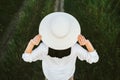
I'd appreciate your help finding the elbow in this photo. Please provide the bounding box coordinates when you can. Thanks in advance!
[87,53,99,64]
[22,53,32,63]
[92,54,99,63]
[95,54,99,62]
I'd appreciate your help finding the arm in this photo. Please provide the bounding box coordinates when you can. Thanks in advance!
[22,34,46,62]
[77,35,99,64]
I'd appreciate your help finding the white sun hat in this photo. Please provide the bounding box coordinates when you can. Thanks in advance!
[39,12,81,50]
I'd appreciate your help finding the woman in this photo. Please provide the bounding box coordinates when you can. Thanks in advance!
[22,12,99,80]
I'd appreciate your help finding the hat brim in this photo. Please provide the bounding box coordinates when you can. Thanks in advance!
[39,12,81,50]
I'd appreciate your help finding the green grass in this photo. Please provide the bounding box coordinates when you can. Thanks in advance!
[64,0,120,80]
[0,0,24,38]
[0,0,55,80]
[1,0,120,80]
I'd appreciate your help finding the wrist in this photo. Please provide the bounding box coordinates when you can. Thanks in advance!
[30,39,35,45]
[24,40,35,53]
[85,40,95,52]
[85,39,90,45]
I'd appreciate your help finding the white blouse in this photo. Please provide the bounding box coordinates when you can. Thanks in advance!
[22,43,99,80]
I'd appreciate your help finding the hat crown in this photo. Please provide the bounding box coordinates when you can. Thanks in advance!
[51,17,70,38]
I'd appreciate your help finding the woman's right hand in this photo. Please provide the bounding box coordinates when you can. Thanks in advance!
[24,34,41,53]
[31,34,42,45]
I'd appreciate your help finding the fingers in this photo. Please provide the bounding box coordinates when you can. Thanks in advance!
[78,35,85,41]
[78,34,87,46]
[37,34,42,39]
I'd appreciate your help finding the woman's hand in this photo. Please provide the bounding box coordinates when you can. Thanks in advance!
[24,34,42,53]
[31,34,42,45]
[78,34,95,52]
[78,35,88,46]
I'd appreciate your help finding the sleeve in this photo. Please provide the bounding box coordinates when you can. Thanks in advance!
[22,43,48,63]
[74,43,99,64]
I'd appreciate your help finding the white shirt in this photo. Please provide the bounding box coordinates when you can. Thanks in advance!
[22,43,99,80]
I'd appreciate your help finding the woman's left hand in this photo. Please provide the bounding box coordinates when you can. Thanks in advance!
[78,35,95,52]
[78,35,88,46]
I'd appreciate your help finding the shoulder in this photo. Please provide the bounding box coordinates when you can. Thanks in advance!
[71,43,86,54]
[71,43,80,53]
[39,42,48,48]
[36,42,48,51]
[72,43,82,50]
